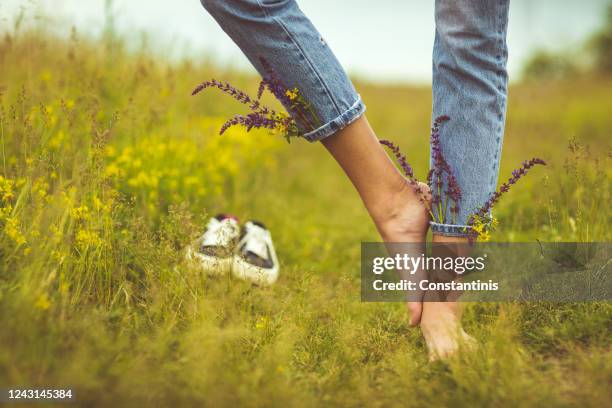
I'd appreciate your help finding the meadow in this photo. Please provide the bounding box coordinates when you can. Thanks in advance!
[0,27,610,407]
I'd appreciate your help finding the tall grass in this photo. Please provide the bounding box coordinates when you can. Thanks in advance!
[0,27,610,407]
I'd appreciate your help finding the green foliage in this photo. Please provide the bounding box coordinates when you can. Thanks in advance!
[523,4,612,79]
[522,51,578,81]
[523,4,612,80]
[0,26,610,407]
[589,4,612,72]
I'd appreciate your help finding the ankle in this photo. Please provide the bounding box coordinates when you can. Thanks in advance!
[368,179,415,225]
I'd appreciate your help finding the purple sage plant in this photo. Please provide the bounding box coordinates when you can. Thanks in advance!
[379,139,433,215]
[381,116,546,240]
[471,157,547,220]
[428,115,463,224]
[192,58,320,142]
[193,68,547,240]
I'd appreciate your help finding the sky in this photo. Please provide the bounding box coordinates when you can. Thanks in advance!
[1,0,609,83]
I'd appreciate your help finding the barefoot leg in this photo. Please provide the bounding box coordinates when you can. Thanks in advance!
[201,1,431,325]
[421,234,476,360]
[322,117,430,325]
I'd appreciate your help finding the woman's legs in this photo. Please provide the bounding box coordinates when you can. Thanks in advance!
[421,0,510,358]
[201,0,510,348]
[320,118,429,245]
[201,0,429,324]
[321,118,431,325]
[430,0,510,235]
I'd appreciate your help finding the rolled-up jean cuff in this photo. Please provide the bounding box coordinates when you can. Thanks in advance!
[430,221,474,237]
[302,96,366,142]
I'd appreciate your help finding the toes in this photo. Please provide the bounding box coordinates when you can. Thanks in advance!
[425,330,478,361]
[426,336,458,361]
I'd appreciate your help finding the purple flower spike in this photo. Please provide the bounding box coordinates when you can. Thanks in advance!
[219,113,279,135]
[473,157,547,220]
[379,139,431,211]
[191,79,264,113]
[256,80,266,100]
[259,57,294,108]
[434,115,450,127]
[429,116,462,220]
[191,56,322,141]
[380,139,415,179]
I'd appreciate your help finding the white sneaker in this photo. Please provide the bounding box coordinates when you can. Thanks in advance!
[186,214,240,275]
[232,221,279,286]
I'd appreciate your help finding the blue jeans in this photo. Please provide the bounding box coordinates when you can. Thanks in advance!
[201,0,510,236]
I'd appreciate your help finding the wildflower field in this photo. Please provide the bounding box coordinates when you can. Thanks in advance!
[0,28,611,407]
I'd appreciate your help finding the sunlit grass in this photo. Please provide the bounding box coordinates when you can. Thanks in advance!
[0,27,610,407]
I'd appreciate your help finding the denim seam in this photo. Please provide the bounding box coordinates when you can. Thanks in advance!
[302,96,365,142]
[273,17,343,116]
[490,0,508,191]
[254,0,343,117]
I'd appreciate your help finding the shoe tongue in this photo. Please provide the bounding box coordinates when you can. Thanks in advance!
[202,215,238,247]
[245,240,268,261]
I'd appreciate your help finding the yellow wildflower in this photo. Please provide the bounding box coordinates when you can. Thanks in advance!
[0,176,15,202]
[71,205,90,221]
[40,70,52,83]
[470,214,497,242]
[75,228,101,249]
[491,217,499,228]
[35,293,51,310]
[33,178,49,200]
[184,176,199,187]
[0,204,12,220]
[285,88,299,101]
[255,316,269,330]
[49,225,63,243]
[48,130,65,150]
[4,217,26,245]
[51,250,66,263]
[105,163,121,178]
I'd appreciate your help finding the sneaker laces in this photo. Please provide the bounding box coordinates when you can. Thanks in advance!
[201,217,239,248]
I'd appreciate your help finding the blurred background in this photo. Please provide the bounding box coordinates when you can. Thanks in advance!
[0,1,610,405]
[1,0,611,82]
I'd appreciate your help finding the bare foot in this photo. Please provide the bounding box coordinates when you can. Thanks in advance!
[420,301,475,360]
[371,181,431,326]
[420,234,476,360]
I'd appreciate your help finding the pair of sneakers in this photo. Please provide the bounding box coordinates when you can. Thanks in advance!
[186,214,279,286]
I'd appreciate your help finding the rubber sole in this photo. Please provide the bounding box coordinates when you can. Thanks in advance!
[232,256,279,286]
[185,245,279,285]
[185,246,233,276]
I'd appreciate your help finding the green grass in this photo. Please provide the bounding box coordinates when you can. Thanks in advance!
[0,28,611,407]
